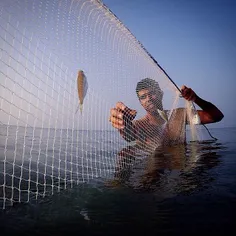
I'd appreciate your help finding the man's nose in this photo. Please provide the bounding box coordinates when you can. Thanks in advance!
[145,94,151,102]
[146,93,155,101]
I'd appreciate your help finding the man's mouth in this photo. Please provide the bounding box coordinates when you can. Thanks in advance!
[146,103,155,110]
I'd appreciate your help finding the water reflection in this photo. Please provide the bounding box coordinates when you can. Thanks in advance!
[0,139,232,236]
[112,140,224,195]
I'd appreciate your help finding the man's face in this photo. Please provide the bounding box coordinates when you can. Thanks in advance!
[138,88,162,113]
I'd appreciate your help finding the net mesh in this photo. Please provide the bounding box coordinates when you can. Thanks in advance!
[0,0,205,209]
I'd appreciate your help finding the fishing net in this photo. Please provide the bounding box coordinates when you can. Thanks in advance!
[0,0,206,209]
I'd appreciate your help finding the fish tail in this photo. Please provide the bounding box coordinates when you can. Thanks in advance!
[75,105,79,114]
[79,104,83,114]
[75,104,83,114]
[157,109,168,122]
[163,113,168,122]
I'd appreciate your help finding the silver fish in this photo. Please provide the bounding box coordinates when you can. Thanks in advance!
[157,109,168,122]
[75,70,88,114]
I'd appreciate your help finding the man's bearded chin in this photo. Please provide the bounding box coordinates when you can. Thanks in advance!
[152,100,163,110]
[146,102,162,115]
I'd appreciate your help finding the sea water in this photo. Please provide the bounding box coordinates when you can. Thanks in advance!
[0,127,235,235]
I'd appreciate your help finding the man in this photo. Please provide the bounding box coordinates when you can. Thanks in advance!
[109,78,224,147]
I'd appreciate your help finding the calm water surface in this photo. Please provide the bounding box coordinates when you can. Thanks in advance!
[0,127,235,235]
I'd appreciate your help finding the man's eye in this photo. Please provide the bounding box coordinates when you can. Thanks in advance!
[139,95,146,100]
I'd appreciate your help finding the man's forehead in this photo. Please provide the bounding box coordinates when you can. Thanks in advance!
[138,88,157,94]
[138,89,149,94]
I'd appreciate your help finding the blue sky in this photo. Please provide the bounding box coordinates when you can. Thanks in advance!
[1,0,235,130]
[102,0,236,128]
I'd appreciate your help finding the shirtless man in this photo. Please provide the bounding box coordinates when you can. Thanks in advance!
[109,78,224,147]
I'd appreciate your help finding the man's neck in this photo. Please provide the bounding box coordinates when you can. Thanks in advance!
[146,112,164,125]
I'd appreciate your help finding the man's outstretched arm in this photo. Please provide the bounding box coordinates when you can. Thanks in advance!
[181,85,224,124]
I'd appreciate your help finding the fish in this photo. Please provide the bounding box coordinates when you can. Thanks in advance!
[192,114,200,125]
[157,109,168,122]
[75,70,88,114]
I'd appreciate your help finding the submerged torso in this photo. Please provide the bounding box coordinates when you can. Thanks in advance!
[134,108,187,149]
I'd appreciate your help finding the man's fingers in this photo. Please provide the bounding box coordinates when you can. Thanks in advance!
[188,93,196,101]
[110,115,123,125]
[115,102,137,120]
[109,103,136,130]
[116,102,127,111]
[111,122,124,129]
[110,116,125,129]
[180,85,187,92]
[181,85,188,95]
[110,108,123,119]
[109,108,125,129]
